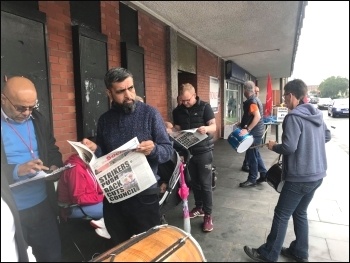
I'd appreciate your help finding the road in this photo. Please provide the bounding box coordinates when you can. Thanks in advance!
[321,110,349,154]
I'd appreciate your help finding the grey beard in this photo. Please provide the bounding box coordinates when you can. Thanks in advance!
[122,101,136,114]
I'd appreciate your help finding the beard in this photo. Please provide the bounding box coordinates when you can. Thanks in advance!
[112,100,136,114]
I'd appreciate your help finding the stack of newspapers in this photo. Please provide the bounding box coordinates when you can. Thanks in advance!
[169,128,208,149]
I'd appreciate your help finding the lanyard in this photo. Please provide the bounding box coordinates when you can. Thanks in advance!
[5,120,37,159]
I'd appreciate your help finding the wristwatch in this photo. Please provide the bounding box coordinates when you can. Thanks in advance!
[246,127,251,133]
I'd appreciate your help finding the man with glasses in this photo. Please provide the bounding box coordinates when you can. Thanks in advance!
[255,86,260,96]
[1,76,63,261]
[244,79,331,262]
[172,83,216,232]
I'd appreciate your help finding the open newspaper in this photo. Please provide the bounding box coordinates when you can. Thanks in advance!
[67,137,156,203]
[169,128,208,149]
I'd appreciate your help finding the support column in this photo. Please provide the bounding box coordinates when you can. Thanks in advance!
[166,26,178,122]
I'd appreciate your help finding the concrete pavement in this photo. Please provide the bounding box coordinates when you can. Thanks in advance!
[164,129,349,262]
[62,126,349,262]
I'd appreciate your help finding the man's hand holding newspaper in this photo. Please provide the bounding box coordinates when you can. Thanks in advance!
[67,137,156,203]
[169,128,208,149]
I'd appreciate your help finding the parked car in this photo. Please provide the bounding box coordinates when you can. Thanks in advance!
[328,98,349,118]
[309,96,318,104]
[317,97,332,110]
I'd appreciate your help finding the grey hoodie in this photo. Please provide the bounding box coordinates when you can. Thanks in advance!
[272,103,331,182]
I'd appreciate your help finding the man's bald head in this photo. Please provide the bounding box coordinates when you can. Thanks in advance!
[1,76,38,122]
[3,76,37,99]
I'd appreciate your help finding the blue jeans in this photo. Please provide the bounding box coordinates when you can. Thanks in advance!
[258,179,323,261]
[69,202,103,219]
[246,136,267,182]
[243,137,263,167]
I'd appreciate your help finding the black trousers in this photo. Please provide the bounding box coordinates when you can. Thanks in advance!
[103,194,160,246]
[19,198,61,262]
[188,151,213,215]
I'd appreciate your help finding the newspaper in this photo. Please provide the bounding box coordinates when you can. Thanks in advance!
[169,128,208,149]
[67,137,156,203]
[9,163,75,188]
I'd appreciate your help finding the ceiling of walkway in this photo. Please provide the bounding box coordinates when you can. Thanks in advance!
[126,1,307,80]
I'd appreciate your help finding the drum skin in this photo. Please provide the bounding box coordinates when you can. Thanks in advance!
[90,225,206,262]
[227,127,254,153]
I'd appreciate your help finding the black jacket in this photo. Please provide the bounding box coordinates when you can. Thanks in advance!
[1,110,63,214]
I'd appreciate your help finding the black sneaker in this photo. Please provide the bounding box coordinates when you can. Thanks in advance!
[239,180,256,187]
[243,246,269,262]
[256,174,267,184]
[281,247,309,262]
[241,165,249,173]
[212,175,217,190]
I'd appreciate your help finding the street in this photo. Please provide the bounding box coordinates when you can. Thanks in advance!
[322,110,349,154]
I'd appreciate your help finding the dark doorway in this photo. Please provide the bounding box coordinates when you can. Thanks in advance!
[120,42,145,100]
[72,26,109,140]
[1,4,52,129]
[178,71,197,92]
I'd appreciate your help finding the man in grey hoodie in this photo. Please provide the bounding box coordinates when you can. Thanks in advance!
[243,79,331,262]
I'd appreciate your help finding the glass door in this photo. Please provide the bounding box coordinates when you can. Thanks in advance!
[225,82,240,124]
[223,81,241,138]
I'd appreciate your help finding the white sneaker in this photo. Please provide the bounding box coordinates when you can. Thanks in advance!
[90,218,105,229]
[95,227,111,239]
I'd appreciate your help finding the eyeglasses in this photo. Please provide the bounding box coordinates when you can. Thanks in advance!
[182,94,194,103]
[2,93,39,113]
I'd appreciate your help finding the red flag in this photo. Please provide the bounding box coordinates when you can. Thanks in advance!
[264,74,273,117]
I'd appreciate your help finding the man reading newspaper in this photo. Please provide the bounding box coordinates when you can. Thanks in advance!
[172,83,216,233]
[67,137,157,204]
[81,67,173,246]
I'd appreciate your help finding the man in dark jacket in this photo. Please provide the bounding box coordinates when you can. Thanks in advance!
[172,83,216,232]
[81,67,173,245]
[1,76,63,261]
[243,79,331,262]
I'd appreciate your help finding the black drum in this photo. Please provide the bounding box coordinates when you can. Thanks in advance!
[266,161,283,193]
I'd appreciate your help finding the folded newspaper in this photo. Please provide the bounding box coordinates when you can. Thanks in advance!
[169,128,208,149]
[67,137,156,203]
[9,163,75,188]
